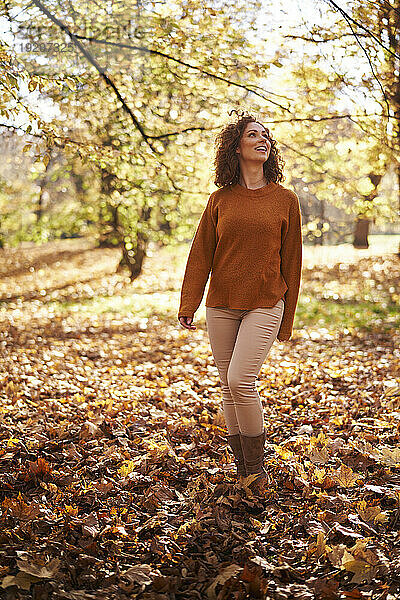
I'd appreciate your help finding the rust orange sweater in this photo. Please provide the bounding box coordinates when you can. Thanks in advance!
[178,181,303,341]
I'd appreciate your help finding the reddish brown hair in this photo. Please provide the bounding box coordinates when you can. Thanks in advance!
[213,110,285,188]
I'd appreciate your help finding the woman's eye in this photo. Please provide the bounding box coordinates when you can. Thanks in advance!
[249,132,268,138]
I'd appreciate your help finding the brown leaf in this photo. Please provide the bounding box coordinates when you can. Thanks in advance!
[340,539,389,584]
[334,523,363,539]
[334,463,361,487]
[206,564,242,600]
[120,564,156,585]
[307,531,331,559]
[312,577,339,600]
[15,557,61,579]
[1,572,41,590]
[326,544,347,568]
[356,500,389,524]
[308,447,330,465]
[2,494,41,521]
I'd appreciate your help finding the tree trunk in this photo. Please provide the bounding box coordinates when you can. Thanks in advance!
[34,155,52,222]
[398,163,400,257]
[353,218,370,249]
[118,230,148,280]
[98,168,118,247]
[317,198,325,245]
[352,173,382,249]
[116,206,151,281]
[386,0,400,256]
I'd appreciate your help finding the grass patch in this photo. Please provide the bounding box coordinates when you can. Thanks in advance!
[47,292,400,336]
[47,291,178,317]
[295,297,400,333]
[1,236,399,337]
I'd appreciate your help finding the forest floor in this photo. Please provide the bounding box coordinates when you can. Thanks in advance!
[0,237,400,600]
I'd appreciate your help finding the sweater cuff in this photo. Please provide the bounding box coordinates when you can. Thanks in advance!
[178,312,194,320]
[277,331,291,341]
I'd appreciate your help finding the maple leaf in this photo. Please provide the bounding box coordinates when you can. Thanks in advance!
[15,557,61,579]
[119,564,162,593]
[334,463,361,487]
[2,494,41,521]
[326,544,347,568]
[118,460,136,476]
[28,457,52,479]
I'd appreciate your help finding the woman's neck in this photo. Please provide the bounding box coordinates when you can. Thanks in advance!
[238,171,267,190]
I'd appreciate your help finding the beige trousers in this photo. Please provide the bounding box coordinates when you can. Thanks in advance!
[205,299,284,436]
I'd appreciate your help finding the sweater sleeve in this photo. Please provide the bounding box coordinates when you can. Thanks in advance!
[178,193,217,320]
[277,191,303,341]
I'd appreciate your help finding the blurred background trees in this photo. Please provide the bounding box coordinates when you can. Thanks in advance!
[1,0,399,278]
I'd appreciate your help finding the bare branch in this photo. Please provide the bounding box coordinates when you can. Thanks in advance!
[149,113,400,141]
[325,0,391,124]
[279,140,364,193]
[30,0,159,153]
[0,122,129,158]
[283,33,369,42]
[365,0,400,18]
[72,33,294,112]
[324,0,400,60]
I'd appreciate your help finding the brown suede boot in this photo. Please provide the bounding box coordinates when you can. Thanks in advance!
[226,433,246,478]
[240,428,268,491]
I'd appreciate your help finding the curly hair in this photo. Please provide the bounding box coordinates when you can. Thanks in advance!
[213,110,285,189]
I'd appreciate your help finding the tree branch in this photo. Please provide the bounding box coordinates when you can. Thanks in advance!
[324,0,400,60]
[279,140,364,193]
[30,0,159,153]
[148,112,400,141]
[283,33,369,42]
[324,0,391,123]
[365,0,400,18]
[71,33,294,113]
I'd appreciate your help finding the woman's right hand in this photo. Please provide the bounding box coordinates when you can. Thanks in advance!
[179,316,196,330]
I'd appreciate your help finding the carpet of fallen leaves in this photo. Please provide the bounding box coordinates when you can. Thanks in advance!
[0,239,400,600]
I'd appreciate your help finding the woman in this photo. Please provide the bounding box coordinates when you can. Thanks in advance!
[177,111,303,493]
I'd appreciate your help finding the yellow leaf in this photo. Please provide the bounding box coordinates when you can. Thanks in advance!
[273,445,294,460]
[357,500,388,524]
[307,531,331,559]
[326,543,347,568]
[334,463,360,487]
[341,541,381,584]
[313,467,326,484]
[249,517,262,529]
[7,437,20,447]
[119,460,135,477]
[64,505,78,516]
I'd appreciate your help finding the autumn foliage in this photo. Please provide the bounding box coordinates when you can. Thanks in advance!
[0,240,399,599]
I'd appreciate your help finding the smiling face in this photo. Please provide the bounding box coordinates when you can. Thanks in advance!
[236,121,271,163]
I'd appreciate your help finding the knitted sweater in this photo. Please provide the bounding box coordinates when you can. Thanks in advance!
[178,180,303,341]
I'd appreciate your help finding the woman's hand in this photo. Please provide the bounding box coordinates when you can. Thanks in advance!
[179,316,196,330]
